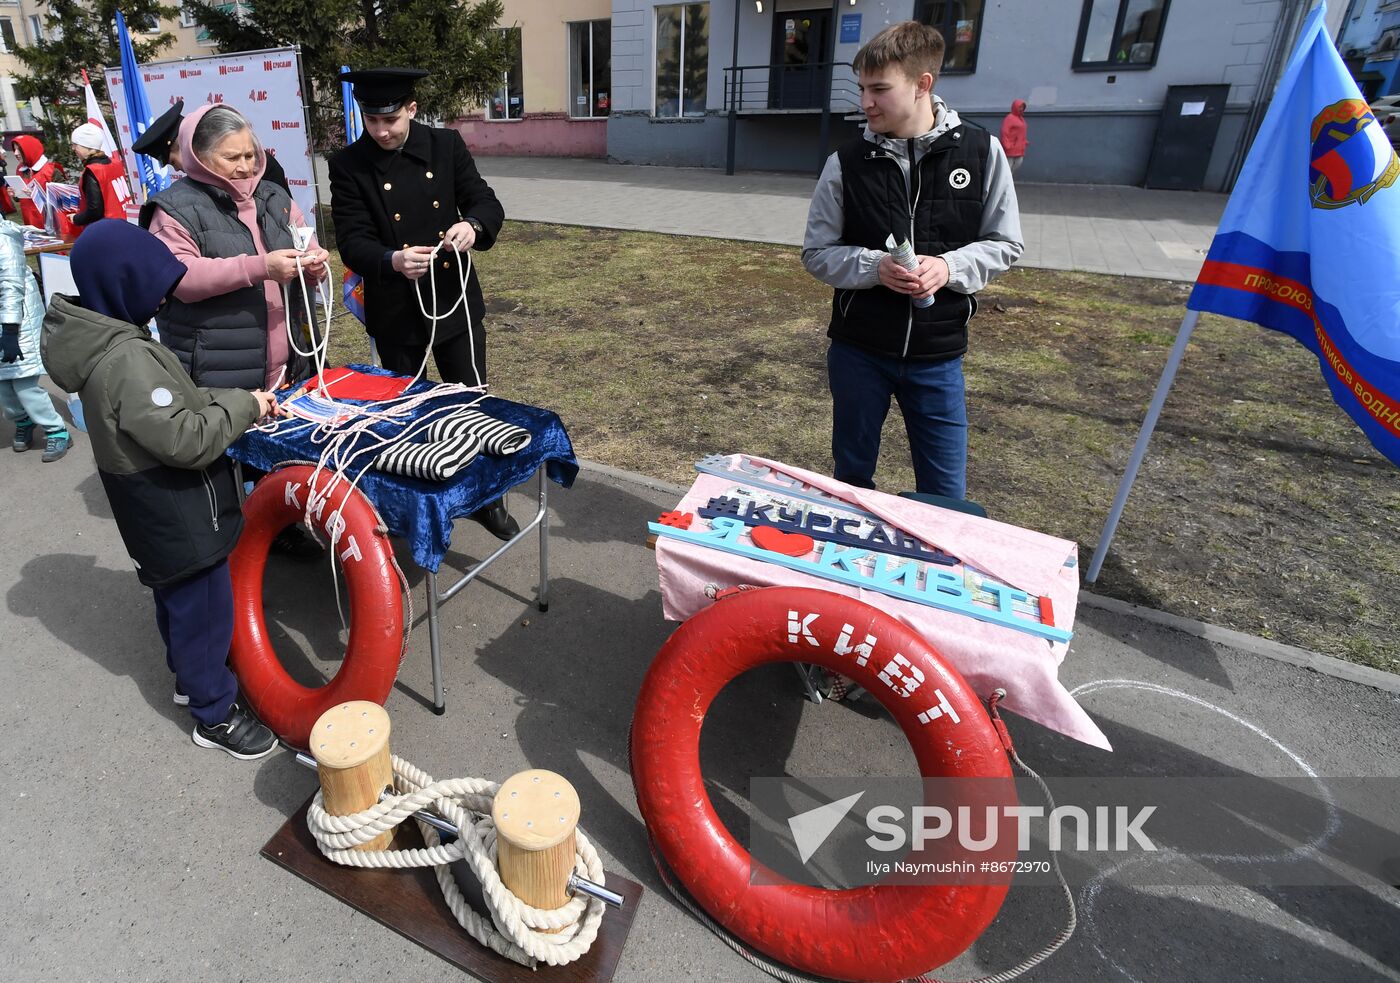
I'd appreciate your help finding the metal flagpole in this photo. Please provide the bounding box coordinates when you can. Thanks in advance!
[725,0,741,175]
[1084,308,1201,584]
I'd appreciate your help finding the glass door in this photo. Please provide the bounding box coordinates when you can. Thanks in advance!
[768,9,831,110]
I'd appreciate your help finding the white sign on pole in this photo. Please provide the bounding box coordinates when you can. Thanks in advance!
[103,46,317,228]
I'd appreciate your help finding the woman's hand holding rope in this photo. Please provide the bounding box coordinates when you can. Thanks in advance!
[268,247,329,283]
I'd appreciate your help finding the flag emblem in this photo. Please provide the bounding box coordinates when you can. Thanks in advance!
[1308,99,1398,208]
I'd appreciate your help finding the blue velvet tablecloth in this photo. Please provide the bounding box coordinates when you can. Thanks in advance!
[228,366,578,572]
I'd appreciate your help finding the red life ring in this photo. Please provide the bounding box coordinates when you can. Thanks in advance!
[630,587,1014,983]
[229,465,405,750]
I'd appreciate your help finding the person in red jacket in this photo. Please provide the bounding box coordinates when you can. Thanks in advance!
[1000,99,1028,175]
[70,123,133,232]
[10,134,64,229]
[0,153,13,217]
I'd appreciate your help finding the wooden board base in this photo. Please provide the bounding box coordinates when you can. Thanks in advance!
[261,794,643,983]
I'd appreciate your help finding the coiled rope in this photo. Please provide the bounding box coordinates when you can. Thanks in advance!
[262,235,490,627]
[306,754,607,968]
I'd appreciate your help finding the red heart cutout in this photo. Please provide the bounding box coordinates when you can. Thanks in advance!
[751,525,815,557]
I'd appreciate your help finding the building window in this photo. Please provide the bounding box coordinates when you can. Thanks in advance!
[655,3,708,118]
[27,15,42,43]
[134,12,161,33]
[180,3,198,28]
[913,1,984,74]
[0,18,16,53]
[487,27,524,120]
[196,2,244,44]
[1074,0,1171,70]
[569,20,611,118]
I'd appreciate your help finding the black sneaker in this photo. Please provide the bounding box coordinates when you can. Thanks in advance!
[11,420,33,452]
[173,685,189,706]
[192,702,278,759]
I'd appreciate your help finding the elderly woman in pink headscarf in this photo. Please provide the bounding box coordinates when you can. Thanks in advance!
[146,103,328,392]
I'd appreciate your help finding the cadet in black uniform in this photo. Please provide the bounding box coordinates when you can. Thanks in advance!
[329,68,515,539]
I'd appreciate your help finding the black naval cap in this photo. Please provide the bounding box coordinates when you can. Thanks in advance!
[340,68,429,114]
[131,99,184,164]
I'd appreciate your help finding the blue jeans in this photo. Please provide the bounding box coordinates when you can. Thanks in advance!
[827,340,968,499]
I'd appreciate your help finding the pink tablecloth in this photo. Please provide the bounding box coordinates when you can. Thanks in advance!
[654,456,1110,750]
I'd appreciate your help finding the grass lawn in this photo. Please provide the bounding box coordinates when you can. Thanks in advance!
[320,218,1399,673]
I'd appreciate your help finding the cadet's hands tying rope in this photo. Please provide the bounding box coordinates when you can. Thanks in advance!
[393,244,436,281]
[443,220,477,251]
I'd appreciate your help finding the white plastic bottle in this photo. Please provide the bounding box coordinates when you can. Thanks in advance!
[885,234,935,308]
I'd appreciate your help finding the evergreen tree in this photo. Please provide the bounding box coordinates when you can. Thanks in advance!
[183,0,510,148]
[181,0,358,147]
[14,1,179,166]
[345,0,511,124]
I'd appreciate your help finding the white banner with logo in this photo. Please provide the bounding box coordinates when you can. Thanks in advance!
[103,46,316,227]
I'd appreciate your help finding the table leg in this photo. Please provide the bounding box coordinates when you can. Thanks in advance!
[794,664,825,705]
[538,470,550,613]
[426,569,445,715]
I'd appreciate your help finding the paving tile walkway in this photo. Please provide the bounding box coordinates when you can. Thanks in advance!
[464,155,1228,282]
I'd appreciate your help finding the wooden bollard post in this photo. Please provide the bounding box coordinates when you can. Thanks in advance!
[492,769,581,931]
[309,701,395,852]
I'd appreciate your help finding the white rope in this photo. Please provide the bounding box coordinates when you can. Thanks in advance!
[306,755,607,968]
[266,387,482,629]
[411,240,482,389]
[280,229,336,401]
[252,234,490,626]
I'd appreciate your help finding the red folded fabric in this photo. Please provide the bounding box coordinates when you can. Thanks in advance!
[304,367,413,402]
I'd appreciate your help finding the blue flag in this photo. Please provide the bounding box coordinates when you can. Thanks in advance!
[115,10,170,199]
[341,65,367,323]
[341,64,364,144]
[1188,1,1400,467]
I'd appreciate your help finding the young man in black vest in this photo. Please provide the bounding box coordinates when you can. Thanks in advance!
[803,21,1022,501]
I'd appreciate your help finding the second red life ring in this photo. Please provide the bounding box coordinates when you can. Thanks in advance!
[630,586,1015,983]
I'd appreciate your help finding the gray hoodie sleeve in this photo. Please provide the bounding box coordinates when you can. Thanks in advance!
[942,136,1024,293]
[802,152,885,290]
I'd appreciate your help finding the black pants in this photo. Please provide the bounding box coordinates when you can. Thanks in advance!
[375,329,486,386]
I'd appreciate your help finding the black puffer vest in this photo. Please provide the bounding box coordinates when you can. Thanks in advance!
[830,126,989,361]
[151,177,309,390]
